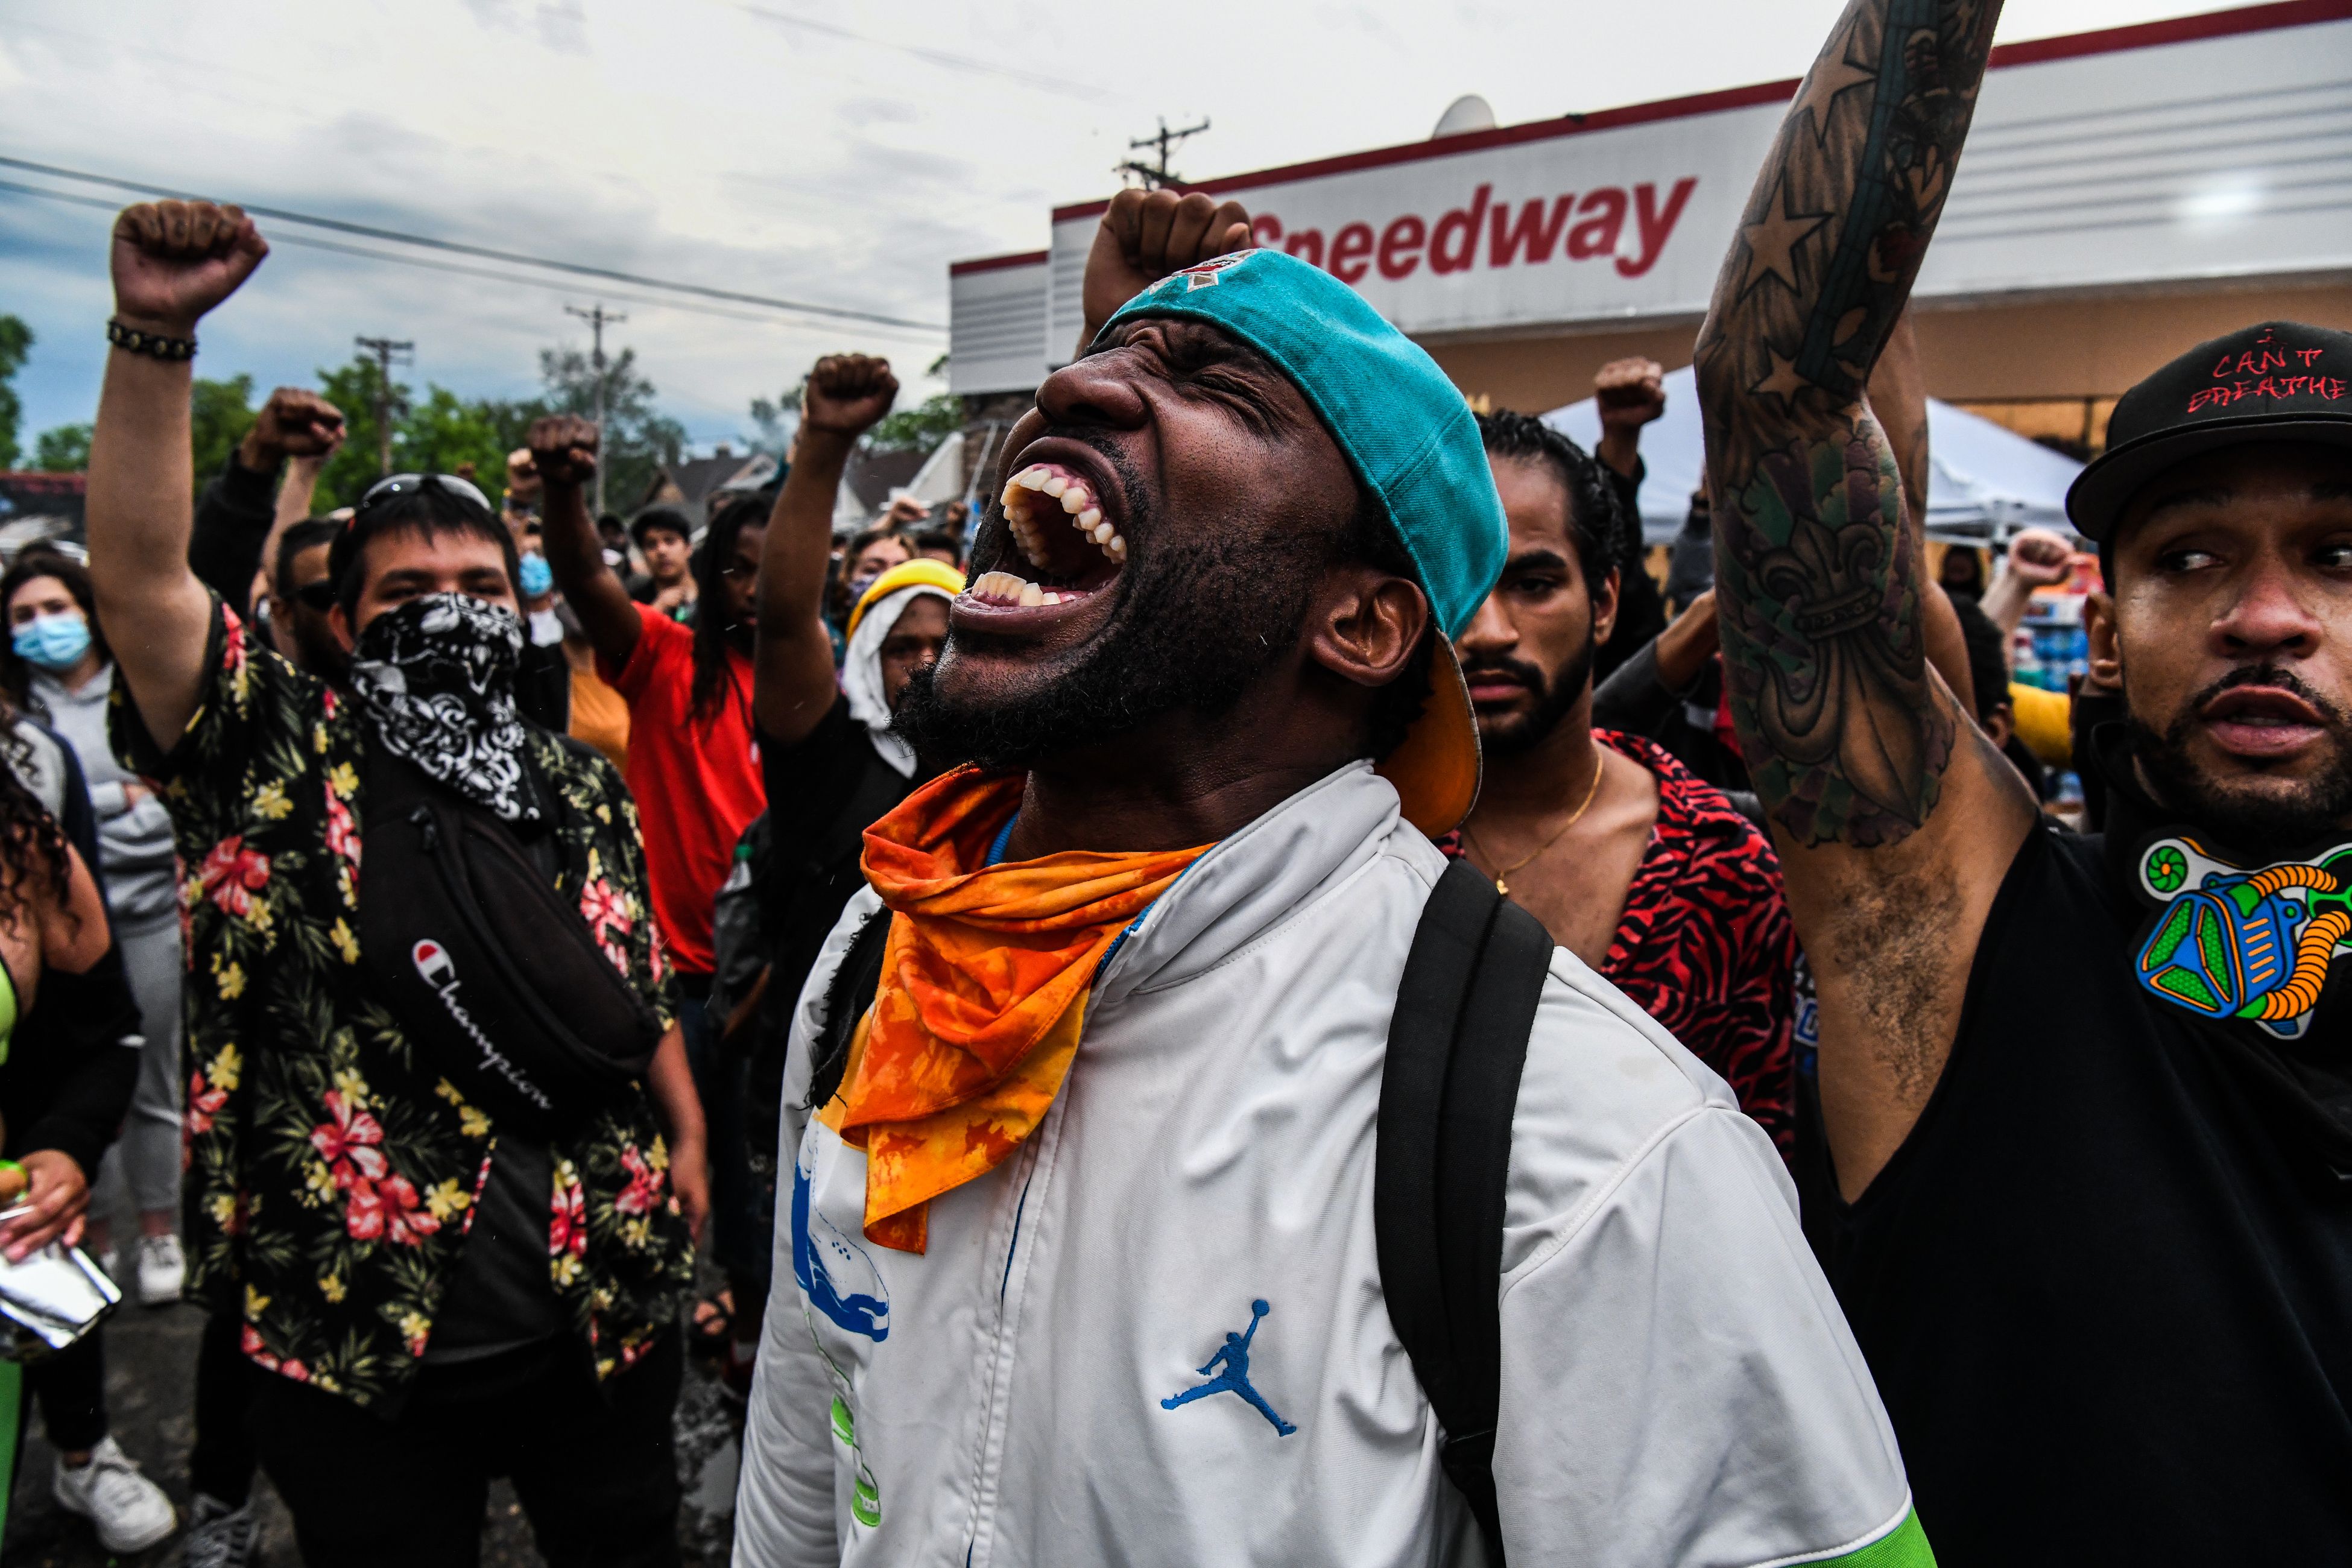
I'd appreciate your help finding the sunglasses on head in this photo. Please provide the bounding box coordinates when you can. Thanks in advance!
[354,472,494,520]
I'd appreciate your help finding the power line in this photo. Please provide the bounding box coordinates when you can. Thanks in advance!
[728,4,1125,106]
[0,176,885,332]
[353,336,415,478]
[0,153,944,333]
[565,303,627,514]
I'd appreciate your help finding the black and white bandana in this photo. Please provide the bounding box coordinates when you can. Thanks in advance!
[348,593,540,823]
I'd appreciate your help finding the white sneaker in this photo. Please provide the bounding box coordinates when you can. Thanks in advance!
[182,1491,259,1568]
[135,1232,185,1306]
[51,1434,176,1553]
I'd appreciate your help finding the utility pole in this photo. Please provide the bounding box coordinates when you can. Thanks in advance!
[565,302,627,515]
[1117,116,1210,189]
[352,335,414,478]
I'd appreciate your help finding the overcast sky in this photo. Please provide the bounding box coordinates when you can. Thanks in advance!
[1,0,2268,454]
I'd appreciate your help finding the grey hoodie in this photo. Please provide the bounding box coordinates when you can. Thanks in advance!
[29,665,178,928]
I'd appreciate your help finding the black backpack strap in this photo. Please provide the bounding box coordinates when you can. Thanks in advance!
[1377,859,1553,1565]
[804,906,893,1112]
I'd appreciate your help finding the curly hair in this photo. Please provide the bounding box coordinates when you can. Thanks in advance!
[1473,408,1628,591]
[0,746,72,931]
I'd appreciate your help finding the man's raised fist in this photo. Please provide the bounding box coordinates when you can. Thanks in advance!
[800,354,899,441]
[2002,527,2080,588]
[1080,188,1254,347]
[110,201,269,335]
[1595,357,1669,432]
[526,415,600,491]
[241,388,345,470]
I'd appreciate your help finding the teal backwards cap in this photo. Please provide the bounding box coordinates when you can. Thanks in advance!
[1095,248,1505,833]
[1095,248,1506,640]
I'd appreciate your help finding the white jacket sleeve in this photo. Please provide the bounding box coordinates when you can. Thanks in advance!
[733,1106,842,1565]
[1492,1103,1921,1567]
[736,899,880,1566]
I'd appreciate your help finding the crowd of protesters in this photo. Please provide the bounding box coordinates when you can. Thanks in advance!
[0,0,2345,1561]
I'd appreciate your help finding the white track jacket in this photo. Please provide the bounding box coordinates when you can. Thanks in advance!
[735,762,1921,1567]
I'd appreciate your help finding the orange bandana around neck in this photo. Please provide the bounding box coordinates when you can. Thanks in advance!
[823,767,1210,1253]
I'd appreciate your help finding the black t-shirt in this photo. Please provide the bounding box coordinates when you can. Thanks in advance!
[1815,821,2352,1563]
[748,697,914,1121]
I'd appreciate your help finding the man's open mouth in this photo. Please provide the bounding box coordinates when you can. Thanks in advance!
[2201,684,2328,757]
[959,456,1127,618]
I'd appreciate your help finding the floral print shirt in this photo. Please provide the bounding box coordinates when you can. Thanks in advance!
[115,602,692,1409]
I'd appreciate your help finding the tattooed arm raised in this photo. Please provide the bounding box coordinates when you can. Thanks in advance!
[1694,0,2035,1193]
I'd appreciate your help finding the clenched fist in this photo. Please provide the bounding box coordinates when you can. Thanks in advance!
[1595,357,1668,433]
[110,200,269,335]
[526,416,600,492]
[800,355,899,442]
[1080,188,1254,349]
[239,387,346,471]
[2002,527,2079,588]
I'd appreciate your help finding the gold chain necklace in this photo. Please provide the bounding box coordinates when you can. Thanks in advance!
[1464,750,1607,897]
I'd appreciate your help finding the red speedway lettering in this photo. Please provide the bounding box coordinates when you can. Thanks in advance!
[1251,177,1698,283]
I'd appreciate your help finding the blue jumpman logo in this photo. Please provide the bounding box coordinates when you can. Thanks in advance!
[1160,1298,1296,1436]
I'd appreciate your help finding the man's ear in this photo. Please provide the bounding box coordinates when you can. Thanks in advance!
[1984,702,2015,750]
[1306,567,1428,690]
[2084,589,2122,693]
[1590,563,1623,650]
[328,602,356,656]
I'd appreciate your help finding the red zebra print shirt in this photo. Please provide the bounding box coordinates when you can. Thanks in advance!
[1442,729,1797,1155]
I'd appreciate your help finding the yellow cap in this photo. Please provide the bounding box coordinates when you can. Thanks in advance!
[1374,635,1482,837]
[846,558,966,641]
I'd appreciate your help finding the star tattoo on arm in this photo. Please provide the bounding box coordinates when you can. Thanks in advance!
[1693,0,2002,850]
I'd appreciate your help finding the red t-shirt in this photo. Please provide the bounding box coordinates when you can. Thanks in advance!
[600,606,764,976]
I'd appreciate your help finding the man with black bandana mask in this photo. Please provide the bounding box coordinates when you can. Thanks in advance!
[1695,0,2352,1556]
[84,198,711,1568]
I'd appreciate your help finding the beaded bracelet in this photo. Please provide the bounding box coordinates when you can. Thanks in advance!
[106,319,197,361]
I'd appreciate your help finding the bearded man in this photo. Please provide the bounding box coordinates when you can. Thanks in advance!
[735,193,1924,1566]
[1696,0,2352,1557]
[1454,409,1798,1153]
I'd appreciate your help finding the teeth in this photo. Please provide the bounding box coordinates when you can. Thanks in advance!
[1016,467,1048,488]
[1078,507,1101,528]
[1058,489,1084,514]
[1042,476,1069,498]
[1019,583,1045,607]
[1107,536,1127,562]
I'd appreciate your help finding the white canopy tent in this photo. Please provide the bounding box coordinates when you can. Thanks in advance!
[1543,365,2086,546]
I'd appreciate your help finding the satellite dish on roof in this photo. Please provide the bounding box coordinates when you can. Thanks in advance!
[1432,95,1497,139]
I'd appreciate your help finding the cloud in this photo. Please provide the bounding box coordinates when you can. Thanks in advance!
[0,0,2269,454]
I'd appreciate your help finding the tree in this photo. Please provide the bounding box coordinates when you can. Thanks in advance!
[540,344,684,514]
[864,391,962,455]
[0,315,32,470]
[33,424,91,472]
[396,386,521,491]
[189,375,258,492]
[746,385,800,461]
[311,355,405,511]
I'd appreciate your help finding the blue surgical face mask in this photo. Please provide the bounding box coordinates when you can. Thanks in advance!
[11,613,92,672]
[519,552,554,599]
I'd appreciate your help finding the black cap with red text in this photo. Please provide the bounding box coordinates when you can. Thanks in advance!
[2067,321,2352,543]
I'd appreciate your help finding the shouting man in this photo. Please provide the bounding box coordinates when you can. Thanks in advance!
[1699,0,2352,1558]
[86,201,706,1567]
[1455,409,1798,1152]
[736,192,1921,1566]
